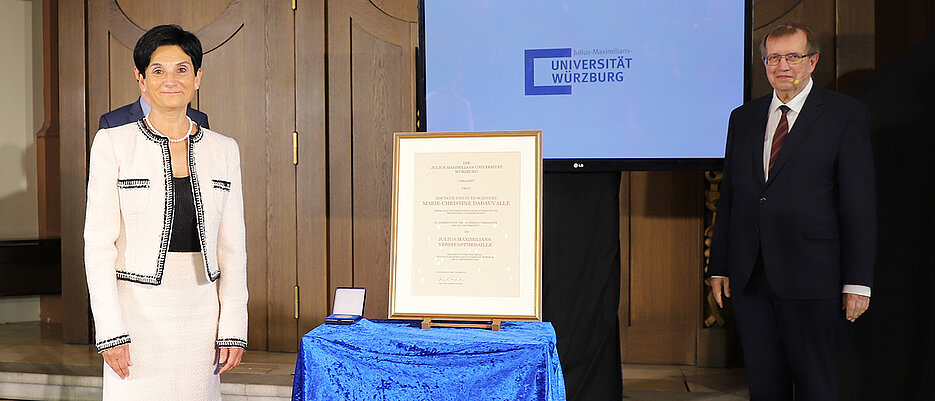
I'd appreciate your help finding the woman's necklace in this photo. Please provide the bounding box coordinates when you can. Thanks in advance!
[145,116,194,143]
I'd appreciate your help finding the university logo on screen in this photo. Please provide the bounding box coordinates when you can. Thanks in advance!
[524,48,633,96]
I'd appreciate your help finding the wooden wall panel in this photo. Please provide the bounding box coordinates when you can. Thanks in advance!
[264,0,298,352]
[328,0,416,319]
[85,0,107,143]
[326,0,356,306]
[59,0,90,344]
[621,171,703,365]
[370,0,418,23]
[120,1,229,29]
[349,22,410,319]
[351,23,402,317]
[617,173,631,362]
[38,0,62,324]
[107,37,138,114]
[295,0,329,336]
[800,0,837,89]
[38,0,60,239]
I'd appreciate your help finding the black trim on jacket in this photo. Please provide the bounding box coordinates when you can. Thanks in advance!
[216,338,248,349]
[115,119,216,285]
[95,333,131,353]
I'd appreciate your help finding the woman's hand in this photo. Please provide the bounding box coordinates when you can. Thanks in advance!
[218,347,244,374]
[102,344,132,379]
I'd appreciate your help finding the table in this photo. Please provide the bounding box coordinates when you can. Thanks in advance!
[292,319,566,401]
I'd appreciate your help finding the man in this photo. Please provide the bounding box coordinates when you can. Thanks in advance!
[99,67,209,130]
[708,22,876,400]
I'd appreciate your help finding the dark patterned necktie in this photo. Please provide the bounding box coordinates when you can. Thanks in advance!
[768,105,791,177]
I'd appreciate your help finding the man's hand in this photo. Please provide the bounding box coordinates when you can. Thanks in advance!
[843,293,870,322]
[218,347,245,374]
[102,344,132,379]
[710,277,731,308]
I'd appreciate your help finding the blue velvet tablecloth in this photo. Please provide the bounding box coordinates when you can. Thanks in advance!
[292,319,566,401]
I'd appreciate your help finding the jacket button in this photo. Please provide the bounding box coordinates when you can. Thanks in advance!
[753,228,760,235]
[759,197,767,204]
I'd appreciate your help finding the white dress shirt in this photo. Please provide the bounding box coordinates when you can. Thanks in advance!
[140,96,151,116]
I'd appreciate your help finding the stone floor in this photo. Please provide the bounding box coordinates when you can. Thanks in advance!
[0,321,292,400]
[621,364,749,400]
[0,321,749,400]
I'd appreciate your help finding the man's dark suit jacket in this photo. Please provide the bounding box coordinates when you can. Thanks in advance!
[98,97,210,130]
[708,85,876,300]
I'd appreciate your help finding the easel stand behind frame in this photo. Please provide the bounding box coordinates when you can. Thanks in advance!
[421,317,503,331]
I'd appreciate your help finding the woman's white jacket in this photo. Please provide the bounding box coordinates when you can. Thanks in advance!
[84,121,248,352]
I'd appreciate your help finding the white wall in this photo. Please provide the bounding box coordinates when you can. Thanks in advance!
[0,0,40,240]
[0,0,44,323]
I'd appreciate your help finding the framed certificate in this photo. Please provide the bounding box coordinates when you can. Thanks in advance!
[389,131,542,321]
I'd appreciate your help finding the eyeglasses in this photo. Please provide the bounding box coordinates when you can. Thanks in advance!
[763,53,814,66]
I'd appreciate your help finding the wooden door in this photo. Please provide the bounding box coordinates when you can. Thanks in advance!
[327,0,417,319]
[83,0,295,350]
[294,1,329,338]
[619,171,704,365]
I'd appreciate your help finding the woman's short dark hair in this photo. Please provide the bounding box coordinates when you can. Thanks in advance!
[134,25,203,78]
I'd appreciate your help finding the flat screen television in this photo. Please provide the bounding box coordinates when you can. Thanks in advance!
[418,0,751,171]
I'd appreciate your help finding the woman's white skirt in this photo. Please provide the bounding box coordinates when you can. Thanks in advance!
[103,252,221,401]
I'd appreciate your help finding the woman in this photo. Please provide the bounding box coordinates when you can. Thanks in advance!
[84,25,247,400]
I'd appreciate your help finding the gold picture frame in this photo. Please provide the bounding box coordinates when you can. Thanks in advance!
[389,131,542,322]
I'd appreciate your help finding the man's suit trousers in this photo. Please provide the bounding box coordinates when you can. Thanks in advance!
[732,252,842,401]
